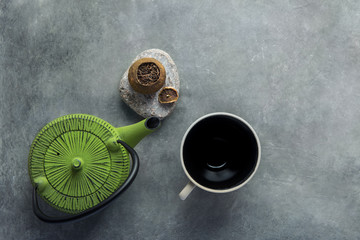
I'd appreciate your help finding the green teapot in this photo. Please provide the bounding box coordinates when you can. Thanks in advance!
[28,114,160,223]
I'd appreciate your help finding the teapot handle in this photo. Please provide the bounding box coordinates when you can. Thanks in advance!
[32,140,139,223]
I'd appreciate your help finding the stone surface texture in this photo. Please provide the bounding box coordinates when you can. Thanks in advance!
[119,49,180,119]
[1,0,360,240]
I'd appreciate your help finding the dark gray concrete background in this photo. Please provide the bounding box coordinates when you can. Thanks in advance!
[1,0,359,239]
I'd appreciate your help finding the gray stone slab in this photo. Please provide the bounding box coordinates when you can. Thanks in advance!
[1,0,360,239]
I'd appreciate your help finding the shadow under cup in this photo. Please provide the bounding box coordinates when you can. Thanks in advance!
[182,114,259,190]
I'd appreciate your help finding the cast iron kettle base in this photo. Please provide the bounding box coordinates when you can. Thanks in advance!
[30,115,161,223]
[32,140,139,223]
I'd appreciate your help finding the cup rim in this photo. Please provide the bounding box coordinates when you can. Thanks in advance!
[180,112,261,193]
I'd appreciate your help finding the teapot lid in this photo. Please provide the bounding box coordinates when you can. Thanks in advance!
[28,114,131,214]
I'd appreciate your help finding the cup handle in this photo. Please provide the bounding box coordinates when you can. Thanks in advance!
[179,181,196,200]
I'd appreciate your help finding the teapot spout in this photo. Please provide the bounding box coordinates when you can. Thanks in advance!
[116,117,161,148]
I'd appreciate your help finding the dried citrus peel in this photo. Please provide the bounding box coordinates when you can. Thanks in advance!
[158,87,179,104]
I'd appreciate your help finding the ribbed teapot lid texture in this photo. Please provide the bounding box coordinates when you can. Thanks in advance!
[28,114,130,214]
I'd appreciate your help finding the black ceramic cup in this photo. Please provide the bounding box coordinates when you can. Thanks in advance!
[179,112,261,200]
